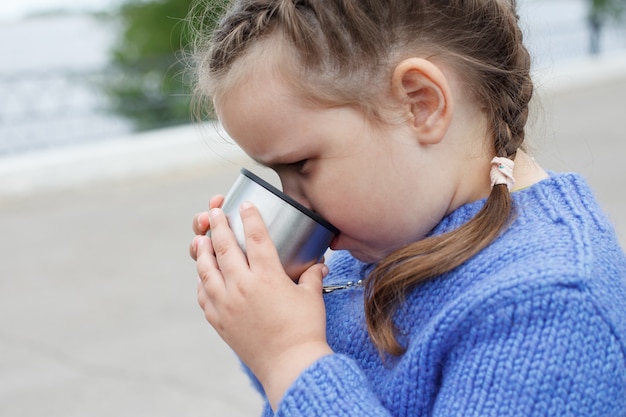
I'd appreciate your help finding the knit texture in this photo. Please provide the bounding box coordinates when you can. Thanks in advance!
[249,173,626,416]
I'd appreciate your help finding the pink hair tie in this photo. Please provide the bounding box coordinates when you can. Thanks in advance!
[490,157,515,190]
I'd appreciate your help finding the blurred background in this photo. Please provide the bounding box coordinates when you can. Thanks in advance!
[0,0,625,416]
[0,0,625,156]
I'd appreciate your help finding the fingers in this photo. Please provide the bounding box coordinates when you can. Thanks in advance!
[190,212,211,260]
[298,263,329,293]
[196,236,222,286]
[192,212,210,236]
[196,236,224,324]
[191,195,226,259]
[194,201,287,291]
[239,202,282,275]
[192,195,225,235]
[209,194,225,211]
[197,276,218,323]
[207,208,249,278]
[189,235,201,261]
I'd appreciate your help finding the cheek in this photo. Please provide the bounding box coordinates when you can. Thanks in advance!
[325,201,387,246]
[328,196,433,254]
[315,180,386,232]
[310,174,411,248]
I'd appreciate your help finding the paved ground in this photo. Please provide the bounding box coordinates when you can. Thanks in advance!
[1,67,625,416]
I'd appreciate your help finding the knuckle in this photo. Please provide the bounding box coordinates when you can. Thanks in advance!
[233,279,250,297]
[246,229,267,245]
[197,270,209,284]
[212,319,226,334]
[240,207,269,245]
[213,240,231,258]
[197,291,206,308]
[196,258,210,278]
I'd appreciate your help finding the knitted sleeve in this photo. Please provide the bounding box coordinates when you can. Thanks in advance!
[274,354,391,417]
[432,285,626,417]
[241,355,386,417]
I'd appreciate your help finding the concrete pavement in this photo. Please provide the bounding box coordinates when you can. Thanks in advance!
[1,55,625,417]
[0,166,264,416]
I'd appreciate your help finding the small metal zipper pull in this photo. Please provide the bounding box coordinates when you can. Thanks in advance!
[322,280,364,293]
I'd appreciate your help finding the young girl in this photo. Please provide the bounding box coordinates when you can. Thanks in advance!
[189,0,626,415]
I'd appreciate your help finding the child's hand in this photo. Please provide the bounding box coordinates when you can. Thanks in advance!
[194,202,333,410]
[189,194,224,261]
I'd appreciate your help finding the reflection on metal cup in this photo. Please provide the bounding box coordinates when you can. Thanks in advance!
[208,168,339,279]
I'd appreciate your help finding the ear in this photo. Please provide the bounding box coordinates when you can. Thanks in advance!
[391,58,453,145]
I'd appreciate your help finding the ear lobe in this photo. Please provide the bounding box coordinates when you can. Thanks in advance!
[392,58,453,145]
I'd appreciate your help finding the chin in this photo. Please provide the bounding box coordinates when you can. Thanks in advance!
[330,235,389,263]
[345,247,386,263]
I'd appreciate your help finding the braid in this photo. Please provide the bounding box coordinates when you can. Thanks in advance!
[490,0,534,159]
[208,1,279,75]
[365,0,534,356]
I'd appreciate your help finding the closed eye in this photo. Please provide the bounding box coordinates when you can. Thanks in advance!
[288,159,309,174]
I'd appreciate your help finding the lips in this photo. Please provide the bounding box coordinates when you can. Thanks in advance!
[329,234,340,250]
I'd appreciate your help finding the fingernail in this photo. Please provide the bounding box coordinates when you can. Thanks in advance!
[208,208,221,220]
[240,201,253,211]
[321,264,329,277]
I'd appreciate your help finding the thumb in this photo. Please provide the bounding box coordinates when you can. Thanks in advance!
[298,263,329,291]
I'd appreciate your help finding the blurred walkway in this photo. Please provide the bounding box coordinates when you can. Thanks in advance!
[1,56,625,416]
[0,166,264,416]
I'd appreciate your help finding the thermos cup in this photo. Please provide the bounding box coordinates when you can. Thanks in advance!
[208,168,339,279]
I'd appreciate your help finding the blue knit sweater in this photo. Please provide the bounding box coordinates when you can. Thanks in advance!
[250,173,626,416]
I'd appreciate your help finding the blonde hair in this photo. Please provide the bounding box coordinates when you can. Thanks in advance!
[191,0,533,356]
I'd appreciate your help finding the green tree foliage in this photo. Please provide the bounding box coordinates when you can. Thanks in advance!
[588,0,626,18]
[586,0,626,54]
[104,0,223,131]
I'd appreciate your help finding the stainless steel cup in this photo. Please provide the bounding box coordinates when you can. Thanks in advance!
[208,168,339,279]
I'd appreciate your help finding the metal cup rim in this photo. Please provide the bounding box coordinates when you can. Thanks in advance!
[240,168,340,235]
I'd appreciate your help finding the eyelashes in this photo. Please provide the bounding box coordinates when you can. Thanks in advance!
[289,159,309,174]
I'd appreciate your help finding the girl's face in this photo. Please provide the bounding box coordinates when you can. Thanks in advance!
[215,71,462,262]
